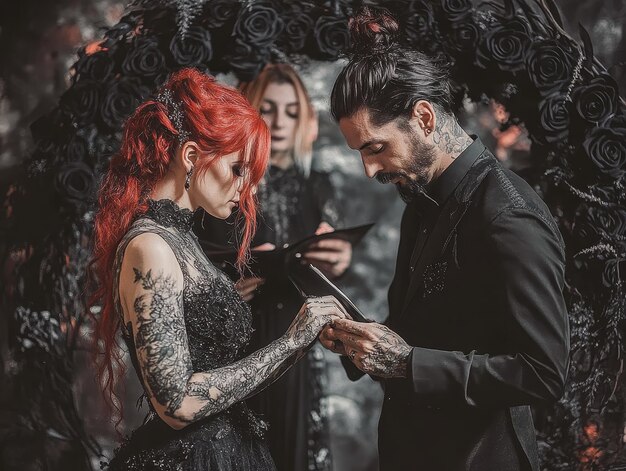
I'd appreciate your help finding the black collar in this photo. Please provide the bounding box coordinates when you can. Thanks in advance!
[426,136,486,206]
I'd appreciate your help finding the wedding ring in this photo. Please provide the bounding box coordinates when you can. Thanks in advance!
[349,350,357,360]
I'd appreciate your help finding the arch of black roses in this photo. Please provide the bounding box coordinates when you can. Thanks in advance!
[2,0,625,468]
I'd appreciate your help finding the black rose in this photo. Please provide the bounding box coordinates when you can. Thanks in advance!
[527,39,576,94]
[281,14,314,52]
[170,26,212,67]
[573,75,619,124]
[54,162,96,208]
[571,205,626,249]
[204,0,239,29]
[234,3,284,48]
[447,14,480,53]
[538,95,570,144]
[101,78,149,130]
[583,126,626,180]
[476,18,531,72]
[602,258,625,288]
[60,80,101,126]
[74,51,114,82]
[441,0,473,20]
[227,40,270,81]
[314,16,350,59]
[402,1,436,47]
[65,134,89,162]
[123,37,166,78]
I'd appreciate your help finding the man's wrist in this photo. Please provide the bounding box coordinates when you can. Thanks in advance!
[402,347,414,379]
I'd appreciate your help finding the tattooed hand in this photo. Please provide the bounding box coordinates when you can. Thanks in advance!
[321,320,412,378]
[286,296,349,349]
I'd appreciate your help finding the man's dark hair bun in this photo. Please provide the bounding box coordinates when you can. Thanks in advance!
[348,7,399,57]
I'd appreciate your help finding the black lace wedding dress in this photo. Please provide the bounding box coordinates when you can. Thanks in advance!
[197,165,338,471]
[106,199,275,471]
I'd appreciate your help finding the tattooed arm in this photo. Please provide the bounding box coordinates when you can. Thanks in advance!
[119,233,344,430]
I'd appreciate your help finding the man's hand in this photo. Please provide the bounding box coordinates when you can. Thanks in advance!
[303,222,352,278]
[320,319,412,378]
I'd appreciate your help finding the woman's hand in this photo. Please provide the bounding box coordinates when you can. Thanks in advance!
[287,296,349,349]
[303,222,353,279]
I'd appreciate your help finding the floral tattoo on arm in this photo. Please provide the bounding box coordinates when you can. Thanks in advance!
[131,267,308,425]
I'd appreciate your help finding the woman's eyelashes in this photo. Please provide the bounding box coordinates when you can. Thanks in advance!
[232,164,245,177]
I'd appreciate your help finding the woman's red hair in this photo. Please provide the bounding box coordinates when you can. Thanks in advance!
[91,68,270,421]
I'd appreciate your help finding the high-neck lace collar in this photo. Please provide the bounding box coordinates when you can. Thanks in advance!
[144,198,194,232]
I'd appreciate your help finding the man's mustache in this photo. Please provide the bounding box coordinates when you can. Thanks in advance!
[376,172,406,184]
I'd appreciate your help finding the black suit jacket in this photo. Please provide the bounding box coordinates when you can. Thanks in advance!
[346,139,569,470]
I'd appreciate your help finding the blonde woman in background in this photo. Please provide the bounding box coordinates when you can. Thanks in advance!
[197,64,353,471]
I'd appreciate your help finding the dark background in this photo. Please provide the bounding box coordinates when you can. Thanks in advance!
[0,1,624,469]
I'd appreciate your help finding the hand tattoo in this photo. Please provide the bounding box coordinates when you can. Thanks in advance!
[350,325,412,379]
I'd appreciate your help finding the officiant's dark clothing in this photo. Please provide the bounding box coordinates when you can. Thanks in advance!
[365,137,568,470]
[195,165,338,471]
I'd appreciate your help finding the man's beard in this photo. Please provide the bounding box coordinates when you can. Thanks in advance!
[375,131,437,203]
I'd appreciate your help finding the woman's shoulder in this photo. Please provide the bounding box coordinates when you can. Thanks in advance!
[116,223,182,275]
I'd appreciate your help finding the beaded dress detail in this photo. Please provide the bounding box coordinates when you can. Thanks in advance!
[107,199,274,471]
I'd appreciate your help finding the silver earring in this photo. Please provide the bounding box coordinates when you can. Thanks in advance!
[185,167,194,191]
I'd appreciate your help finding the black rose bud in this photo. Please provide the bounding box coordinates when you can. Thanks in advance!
[54,161,96,209]
[527,39,576,94]
[602,258,625,288]
[573,74,619,125]
[314,15,350,60]
[101,78,149,130]
[234,3,284,48]
[447,14,480,53]
[169,27,213,67]
[476,18,531,72]
[281,14,314,53]
[123,37,166,78]
[74,51,115,82]
[227,40,270,82]
[583,126,626,181]
[441,0,473,21]
[205,0,240,29]
[60,80,101,126]
[65,134,89,162]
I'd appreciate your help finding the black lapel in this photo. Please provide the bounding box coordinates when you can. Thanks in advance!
[400,197,469,315]
[399,150,496,316]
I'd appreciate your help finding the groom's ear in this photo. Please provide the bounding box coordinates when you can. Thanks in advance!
[411,100,436,136]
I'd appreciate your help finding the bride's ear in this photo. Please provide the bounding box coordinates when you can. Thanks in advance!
[180,141,200,171]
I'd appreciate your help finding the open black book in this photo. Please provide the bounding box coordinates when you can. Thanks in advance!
[201,222,374,279]
[201,223,374,323]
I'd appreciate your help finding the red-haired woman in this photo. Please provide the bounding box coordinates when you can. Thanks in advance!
[91,68,346,470]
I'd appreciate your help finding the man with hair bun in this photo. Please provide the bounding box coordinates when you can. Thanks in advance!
[319,7,569,471]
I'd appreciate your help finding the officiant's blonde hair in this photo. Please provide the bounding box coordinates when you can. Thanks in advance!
[240,63,317,177]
